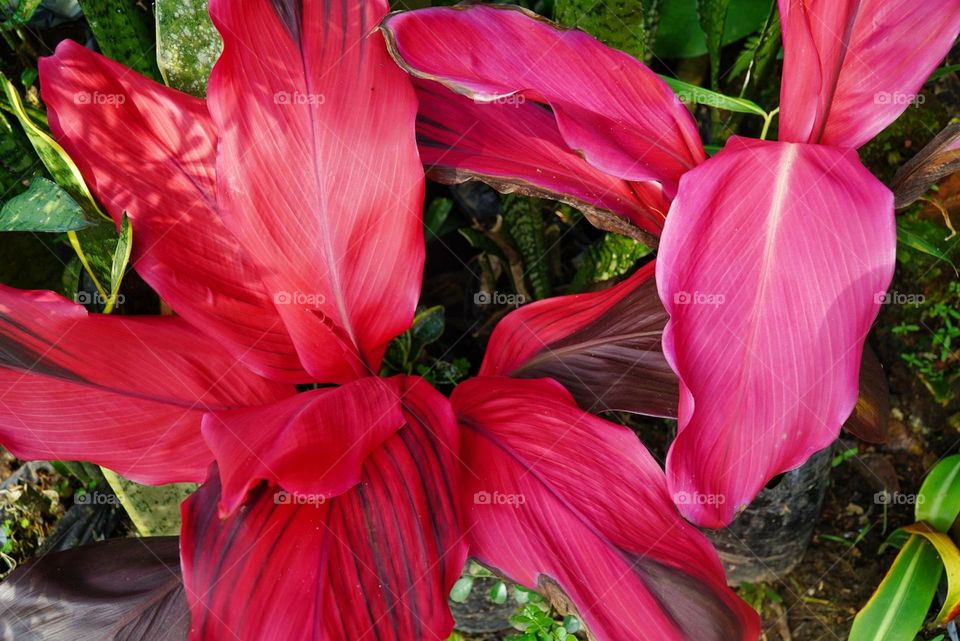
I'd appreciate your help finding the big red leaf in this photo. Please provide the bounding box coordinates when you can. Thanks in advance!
[657,137,896,527]
[0,286,292,485]
[39,41,306,382]
[778,0,960,148]
[207,0,425,384]
[451,377,759,641]
[181,378,466,641]
[201,376,405,514]
[480,261,678,417]
[381,4,705,236]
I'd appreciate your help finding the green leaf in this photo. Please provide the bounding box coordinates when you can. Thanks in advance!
[425,197,454,243]
[0,111,41,197]
[849,535,942,641]
[155,0,223,97]
[489,580,508,605]
[412,305,445,348]
[449,576,474,603]
[0,177,93,232]
[896,216,959,275]
[12,0,43,24]
[0,73,107,222]
[100,468,196,536]
[503,197,551,300]
[916,454,960,532]
[67,217,127,305]
[659,75,767,116]
[696,0,731,89]
[76,0,162,82]
[654,0,771,59]
[553,0,659,60]
[570,232,651,292]
[903,522,960,623]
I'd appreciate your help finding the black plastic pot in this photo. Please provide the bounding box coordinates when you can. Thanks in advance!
[707,446,833,585]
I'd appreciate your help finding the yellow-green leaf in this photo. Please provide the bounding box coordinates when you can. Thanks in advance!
[101,468,197,536]
[904,522,960,623]
[0,72,107,222]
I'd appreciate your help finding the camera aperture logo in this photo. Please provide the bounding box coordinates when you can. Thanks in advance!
[473,490,526,508]
[274,490,327,507]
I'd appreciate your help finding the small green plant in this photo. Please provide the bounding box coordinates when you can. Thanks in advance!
[891,280,960,404]
[507,589,581,641]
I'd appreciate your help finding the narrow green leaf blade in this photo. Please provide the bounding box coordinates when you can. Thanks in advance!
[896,216,959,275]
[916,454,960,532]
[696,0,731,89]
[849,535,942,641]
[155,0,223,97]
[659,75,767,116]
[103,213,133,313]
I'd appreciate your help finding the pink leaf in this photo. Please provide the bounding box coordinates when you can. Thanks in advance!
[181,378,466,641]
[39,41,307,382]
[0,287,293,484]
[381,5,704,200]
[778,0,960,148]
[481,261,678,417]
[413,78,666,239]
[207,0,425,383]
[656,137,896,527]
[451,376,759,641]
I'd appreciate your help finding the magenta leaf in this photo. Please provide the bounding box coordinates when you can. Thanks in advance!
[657,137,896,527]
[778,0,960,148]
